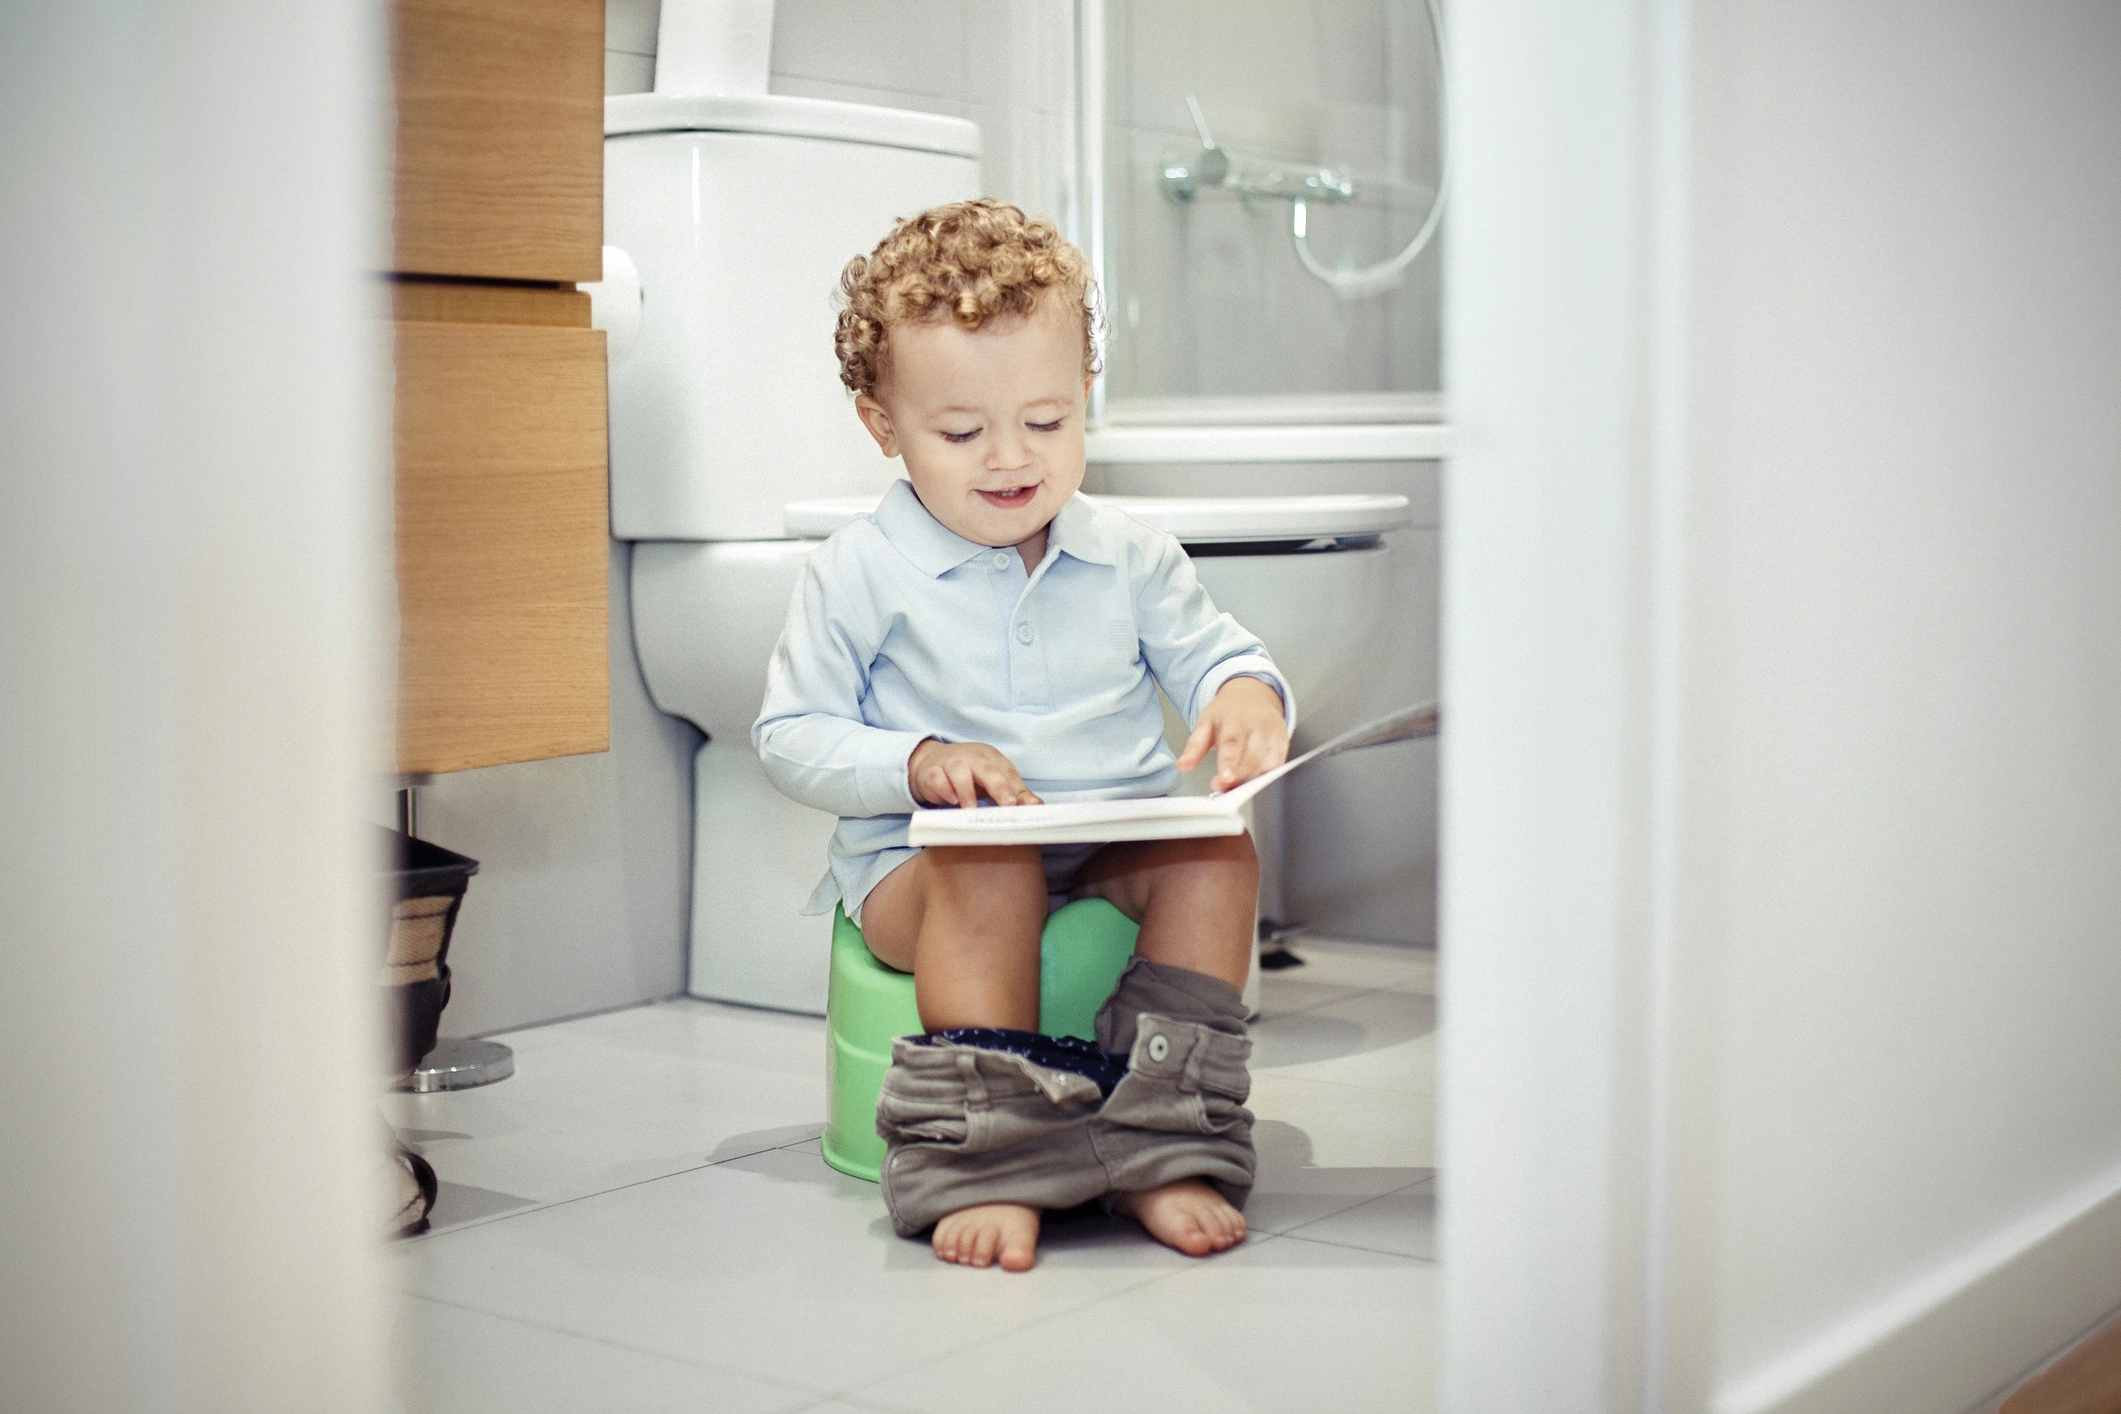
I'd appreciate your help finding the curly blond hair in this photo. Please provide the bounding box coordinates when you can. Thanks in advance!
[834,198,1101,397]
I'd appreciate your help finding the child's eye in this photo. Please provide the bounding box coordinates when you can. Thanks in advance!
[940,428,981,444]
[1027,419,1064,433]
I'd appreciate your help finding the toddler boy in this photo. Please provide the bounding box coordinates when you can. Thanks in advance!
[754,199,1292,1272]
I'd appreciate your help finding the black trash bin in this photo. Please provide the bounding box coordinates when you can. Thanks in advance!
[380,826,478,1076]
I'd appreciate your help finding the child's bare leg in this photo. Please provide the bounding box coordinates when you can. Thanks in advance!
[1077,833,1259,1256]
[860,845,1048,1270]
[863,844,1047,1030]
[1077,832,1258,990]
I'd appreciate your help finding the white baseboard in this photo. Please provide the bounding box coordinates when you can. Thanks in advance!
[1716,1159,2121,1414]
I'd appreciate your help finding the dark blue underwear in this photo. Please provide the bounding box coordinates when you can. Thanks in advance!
[919,1028,1129,1098]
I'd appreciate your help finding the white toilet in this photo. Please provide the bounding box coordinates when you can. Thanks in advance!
[604,0,1413,1014]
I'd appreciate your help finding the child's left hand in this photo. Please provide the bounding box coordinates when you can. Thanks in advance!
[1176,677,1291,792]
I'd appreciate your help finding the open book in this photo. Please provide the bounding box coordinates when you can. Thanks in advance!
[908,701,1440,847]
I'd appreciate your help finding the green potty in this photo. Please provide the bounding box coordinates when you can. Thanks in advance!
[822,899,1141,1182]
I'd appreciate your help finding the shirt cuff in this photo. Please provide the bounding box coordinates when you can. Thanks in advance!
[855,728,931,816]
[1192,658,1299,735]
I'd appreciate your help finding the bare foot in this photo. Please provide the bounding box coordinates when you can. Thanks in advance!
[932,1202,1040,1271]
[1114,1178,1247,1257]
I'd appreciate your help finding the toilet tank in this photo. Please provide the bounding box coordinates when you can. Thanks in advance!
[603,94,982,542]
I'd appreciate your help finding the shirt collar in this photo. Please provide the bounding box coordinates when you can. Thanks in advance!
[1044,491,1118,566]
[872,479,990,577]
[872,479,1119,576]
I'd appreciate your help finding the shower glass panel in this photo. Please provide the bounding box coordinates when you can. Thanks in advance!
[1096,0,1444,425]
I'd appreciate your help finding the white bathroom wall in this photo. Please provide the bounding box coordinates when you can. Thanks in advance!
[1102,0,1444,402]
[605,0,659,95]
[1440,3,2121,1412]
[397,539,701,1037]
[605,0,1076,223]
[1,2,386,1407]
[1685,8,2121,1410]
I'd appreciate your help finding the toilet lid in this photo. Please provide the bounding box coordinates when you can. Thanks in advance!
[605,93,982,158]
[782,492,1411,544]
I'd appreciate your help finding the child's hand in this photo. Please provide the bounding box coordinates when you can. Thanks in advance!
[909,739,1045,809]
[1176,677,1290,792]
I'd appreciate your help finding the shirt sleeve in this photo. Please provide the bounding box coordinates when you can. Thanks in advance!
[751,544,929,818]
[1134,536,1299,733]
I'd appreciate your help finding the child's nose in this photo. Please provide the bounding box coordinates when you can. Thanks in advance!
[987,428,1031,471]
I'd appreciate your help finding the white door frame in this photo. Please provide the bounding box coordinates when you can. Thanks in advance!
[1437,1,1711,1408]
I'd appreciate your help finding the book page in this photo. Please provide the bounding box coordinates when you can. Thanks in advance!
[907,700,1438,848]
[1214,700,1441,809]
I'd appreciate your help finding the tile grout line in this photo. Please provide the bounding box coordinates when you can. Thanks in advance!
[1273,1174,1435,1241]
[818,1240,1298,1410]
[1248,1174,1435,1239]
[395,1290,830,1407]
[393,1133,825,1248]
[1269,1229,1441,1266]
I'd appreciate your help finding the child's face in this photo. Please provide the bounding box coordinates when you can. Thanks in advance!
[854,294,1093,554]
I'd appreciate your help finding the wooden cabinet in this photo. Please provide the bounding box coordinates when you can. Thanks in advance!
[394,317,609,774]
[390,0,603,283]
[389,0,610,776]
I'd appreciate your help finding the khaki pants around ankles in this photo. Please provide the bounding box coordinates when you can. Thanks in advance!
[877,1038,1111,1237]
[875,957,1257,1235]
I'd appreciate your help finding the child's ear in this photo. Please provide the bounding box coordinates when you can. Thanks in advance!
[855,394,900,458]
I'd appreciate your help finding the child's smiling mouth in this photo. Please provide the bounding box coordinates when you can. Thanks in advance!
[977,485,1039,509]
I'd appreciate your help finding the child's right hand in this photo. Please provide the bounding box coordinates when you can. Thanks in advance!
[908,739,1044,809]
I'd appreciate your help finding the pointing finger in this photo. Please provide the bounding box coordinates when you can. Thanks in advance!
[1177,718,1217,773]
[978,759,1028,807]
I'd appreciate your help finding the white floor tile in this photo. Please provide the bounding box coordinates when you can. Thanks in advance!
[518,998,826,1080]
[1252,966,1373,1020]
[388,1145,1194,1396]
[1251,987,1440,1096]
[383,990,1438,1407]
[1286,1178,1437,1260]
[848,1234,1439,1414]
[1244,1073,1436,1234]
[386,1007,826,1233]
[458,1022,827,1157]
[1268,936,1437,997]
[391,1293,813,1414]
[385,1086,720,1234]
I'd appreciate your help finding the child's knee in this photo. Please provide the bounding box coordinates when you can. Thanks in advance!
[1173,831,1260,888]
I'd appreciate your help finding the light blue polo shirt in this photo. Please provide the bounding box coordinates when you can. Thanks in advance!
[752,478,1296,919]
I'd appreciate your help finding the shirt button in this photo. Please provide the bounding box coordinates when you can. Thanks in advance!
[1146,1033,1170,1063]
[991,551,1011,570]
[1015,622,1034,644]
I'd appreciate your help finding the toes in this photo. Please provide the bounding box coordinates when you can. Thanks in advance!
[970,1224,998,1269]
[999,1227,1037,1272]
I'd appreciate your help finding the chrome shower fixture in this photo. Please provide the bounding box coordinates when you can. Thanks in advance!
[1159,96,1357,207]
[1154,0,1449,301]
